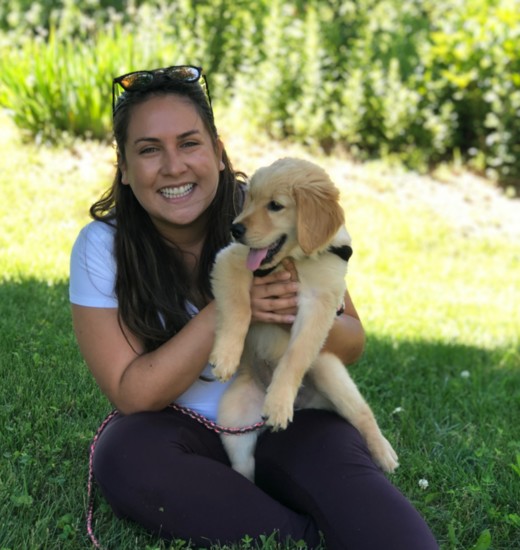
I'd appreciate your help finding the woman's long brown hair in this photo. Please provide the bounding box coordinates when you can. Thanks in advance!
[90,77,246,352]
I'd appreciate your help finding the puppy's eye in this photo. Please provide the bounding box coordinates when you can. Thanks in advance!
[267,201,284,212]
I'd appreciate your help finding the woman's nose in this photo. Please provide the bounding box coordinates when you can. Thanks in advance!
[161,150,187,176]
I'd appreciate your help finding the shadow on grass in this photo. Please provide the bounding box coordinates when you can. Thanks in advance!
[1,278,519,549]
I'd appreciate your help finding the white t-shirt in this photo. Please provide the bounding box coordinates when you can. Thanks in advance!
[69,220,230,421]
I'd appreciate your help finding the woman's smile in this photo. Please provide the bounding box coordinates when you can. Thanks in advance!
[159,183,196,200]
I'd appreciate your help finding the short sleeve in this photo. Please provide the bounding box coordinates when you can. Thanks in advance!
[69,221,118,308]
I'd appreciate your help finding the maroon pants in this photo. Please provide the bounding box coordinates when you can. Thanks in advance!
[92,408,438,549]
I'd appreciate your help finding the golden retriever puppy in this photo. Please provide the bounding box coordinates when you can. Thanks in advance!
[210,157,398,481]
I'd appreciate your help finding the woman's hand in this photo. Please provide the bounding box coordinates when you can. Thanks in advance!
[250,259,299,324]
[248,258,365,365]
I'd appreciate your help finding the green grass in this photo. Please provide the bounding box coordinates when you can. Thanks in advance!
[0,112,519,549]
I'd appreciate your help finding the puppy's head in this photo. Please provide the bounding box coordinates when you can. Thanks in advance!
[232,157,345,271]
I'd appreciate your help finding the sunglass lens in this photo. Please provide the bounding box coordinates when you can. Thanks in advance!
[165,66,200,82]
[120,72,154,90]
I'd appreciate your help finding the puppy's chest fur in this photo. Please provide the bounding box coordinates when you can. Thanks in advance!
[244,250,348,402]
[247,350,328,409]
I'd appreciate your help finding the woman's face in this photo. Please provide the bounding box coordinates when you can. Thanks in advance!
[120,94,224,240]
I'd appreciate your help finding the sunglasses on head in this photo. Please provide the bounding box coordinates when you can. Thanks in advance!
[112,65,212,113]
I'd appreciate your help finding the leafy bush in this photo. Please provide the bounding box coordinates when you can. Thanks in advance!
[0,0,518,185]
[418,0,520,183]
[0,10,183,141]
[0,0,267,141]
[231,0,520,183]
[0,0,133,34]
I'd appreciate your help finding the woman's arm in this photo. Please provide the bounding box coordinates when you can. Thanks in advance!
[322,290,365,365]
[72,302,217,414]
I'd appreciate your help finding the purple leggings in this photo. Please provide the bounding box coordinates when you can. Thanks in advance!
[92,408,438,549]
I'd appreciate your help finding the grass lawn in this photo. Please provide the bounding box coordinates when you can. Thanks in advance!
[0,112,519,549]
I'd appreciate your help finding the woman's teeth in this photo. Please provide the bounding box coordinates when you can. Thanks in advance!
[160,183,194,199]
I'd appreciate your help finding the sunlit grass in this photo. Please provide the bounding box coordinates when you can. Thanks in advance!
[0,114,112,282]
[345,195,520,348]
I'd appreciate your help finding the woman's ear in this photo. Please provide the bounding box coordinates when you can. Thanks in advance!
[217,139,225,172]
[118,152,129,185]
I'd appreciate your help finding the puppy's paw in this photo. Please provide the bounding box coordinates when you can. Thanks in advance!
[210,342,242,381]
[210,358,238,382]
[368,435,399,473]
[262,390,294,431]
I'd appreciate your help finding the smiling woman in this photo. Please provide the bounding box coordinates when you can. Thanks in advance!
[118,95,225,238]
[68,66,438,549]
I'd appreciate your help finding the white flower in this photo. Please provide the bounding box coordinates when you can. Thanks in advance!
[391,407,404,415]
[460,370,470,379]
[418,478,429,490]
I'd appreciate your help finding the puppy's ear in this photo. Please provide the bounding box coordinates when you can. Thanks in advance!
[294,182,345,254]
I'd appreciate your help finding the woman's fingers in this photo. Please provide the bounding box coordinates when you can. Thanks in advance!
[250,266,299,323]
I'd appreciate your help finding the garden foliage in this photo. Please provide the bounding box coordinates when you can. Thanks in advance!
[0,0,519,183]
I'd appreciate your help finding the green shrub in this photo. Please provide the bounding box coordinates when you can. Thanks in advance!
[231,1,451,164]
[418,0,520,182]
[0,15,183,142]
[231,0,520,183]
[0,0,266,142]
[0,0,134,34]
[0,30,110,141]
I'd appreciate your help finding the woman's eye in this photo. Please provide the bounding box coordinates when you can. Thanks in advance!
[267,201,284,212]
[181,140,199,148]
[140,146,159,154]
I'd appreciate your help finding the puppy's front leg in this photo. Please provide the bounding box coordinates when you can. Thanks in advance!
[262,293,337,429]
[210,245,254,381]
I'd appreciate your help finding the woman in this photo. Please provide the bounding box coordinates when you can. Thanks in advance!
[70,65,438,549]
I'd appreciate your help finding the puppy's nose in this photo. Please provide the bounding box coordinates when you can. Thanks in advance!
[231,223,246,241]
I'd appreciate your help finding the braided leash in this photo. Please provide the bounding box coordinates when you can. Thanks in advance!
[168,403,266,435]
[86,409,119,549]
[86,404,265,549]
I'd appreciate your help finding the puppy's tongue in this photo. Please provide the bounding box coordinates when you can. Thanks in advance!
[246,247,269,271]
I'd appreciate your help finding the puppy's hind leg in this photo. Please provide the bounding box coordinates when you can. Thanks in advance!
[310,352,399,473]
[218,370,266,482]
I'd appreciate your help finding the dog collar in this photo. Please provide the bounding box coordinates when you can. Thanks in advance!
[253,265,279,278]
[253,245,352,278]
[328,245,353,262]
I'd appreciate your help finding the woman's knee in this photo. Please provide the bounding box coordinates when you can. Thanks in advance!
[255,408,377,476]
